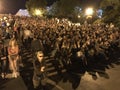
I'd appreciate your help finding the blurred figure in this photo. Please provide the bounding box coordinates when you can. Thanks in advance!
[8,38,20,78]
[31,36,44,54]
[33,51,46,89]
[33,51,64,90]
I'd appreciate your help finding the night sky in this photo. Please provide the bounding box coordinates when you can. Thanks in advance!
[0,0,101,14]
[0,0,26,14]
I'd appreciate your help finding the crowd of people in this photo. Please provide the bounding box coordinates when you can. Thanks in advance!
[0,14,120,89]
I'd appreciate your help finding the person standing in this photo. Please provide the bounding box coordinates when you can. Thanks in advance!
[33,51,64,90]
[8,38,20,78]
[33,51,46,89]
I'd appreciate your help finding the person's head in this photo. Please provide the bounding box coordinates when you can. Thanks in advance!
[36,51,44,62]
[9,38,18,47]
[77,51,83,57]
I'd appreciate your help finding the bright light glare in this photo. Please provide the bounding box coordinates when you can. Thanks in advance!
[3,16,7,20]
[35,9,42,16]
[78,15,81,18]
[85,8,94,16]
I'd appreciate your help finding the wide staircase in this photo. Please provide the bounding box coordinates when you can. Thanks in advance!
[0,48,66,78]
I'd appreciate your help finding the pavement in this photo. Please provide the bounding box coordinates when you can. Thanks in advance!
[0,76,27,90]
[52,63,120,90]
[0,48,120,90]
[0,62,120,90]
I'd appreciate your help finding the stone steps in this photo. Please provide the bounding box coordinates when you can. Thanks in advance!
[0,48,67,79]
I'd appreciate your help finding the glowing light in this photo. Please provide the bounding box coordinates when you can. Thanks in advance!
[3,16,7,20]
[0,18,2,21]
[86,15,92,19]
[85,8,94,16]
[78,15,81,18]
[35,9,43,16]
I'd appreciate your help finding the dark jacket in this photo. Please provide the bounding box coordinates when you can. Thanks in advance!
[33,58,46,79]
[31,39,44,52]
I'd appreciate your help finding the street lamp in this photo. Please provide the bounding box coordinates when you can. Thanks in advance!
[34,9,43,16]
[85,7,94,23]
[85,8,94,16]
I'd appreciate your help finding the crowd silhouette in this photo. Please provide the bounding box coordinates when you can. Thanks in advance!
[0,15,120,90]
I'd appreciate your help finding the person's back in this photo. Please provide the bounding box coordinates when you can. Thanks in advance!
[31,37,44,53]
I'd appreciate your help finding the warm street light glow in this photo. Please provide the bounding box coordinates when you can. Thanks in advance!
[86,15,92,19]
[35,9,43,16]
[78,15,81,18]
[3,16,7,20]
[85,8,94,16]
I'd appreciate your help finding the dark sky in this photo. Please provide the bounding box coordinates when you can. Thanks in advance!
[0,0,26,14]
[0,0,101,14]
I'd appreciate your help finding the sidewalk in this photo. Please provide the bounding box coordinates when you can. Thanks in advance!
[52,62,120,90]
[0,76,27,90]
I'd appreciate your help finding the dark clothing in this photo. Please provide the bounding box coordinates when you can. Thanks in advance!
[33,59,46,80]
[33,58,46,88]
[31,39,44,53]
[32,58,64,90]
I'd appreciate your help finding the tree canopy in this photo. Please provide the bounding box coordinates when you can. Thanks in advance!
[49,0,81,18]
[25,0,120,26]
[100,0,120,26]
[26,0,47,16]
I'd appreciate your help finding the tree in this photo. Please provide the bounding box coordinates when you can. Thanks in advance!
[100,0,120,26]
[100,0,120,10]
[47,1,60,17]
[26,0,47,16]
[49,0,81,18]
